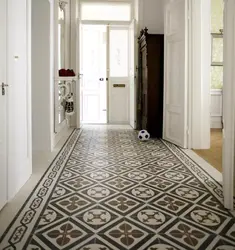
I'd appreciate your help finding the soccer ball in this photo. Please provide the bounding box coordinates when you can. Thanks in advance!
[138,130,150,141]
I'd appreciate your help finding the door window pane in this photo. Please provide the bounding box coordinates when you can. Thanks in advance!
[110,29,129,77]
[81,2,131,21]
[212,36,223,65]
[211,66,223,89]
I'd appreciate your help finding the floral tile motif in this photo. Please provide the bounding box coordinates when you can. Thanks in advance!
[34,206,66,231]
[84,171,114,182]
[104,177,136,191]
[164,221,211,249]
[80,184,117,202]
[168,185,208,203]
[59,169,79,182]
[50,193,95,216]
[100,219,153,250]
[118,159,148,169]
[158,171,191,183]
[1,127,235,250]
[72,204,120,233]
[104,195,141,215]
[128,205,178,233]
[144,177,176,191]
[152,195,191,214]
[181,206,231,234]
[124,184,162,203]
[60,176,94,191]
[50,184,74,201]
[121,171,153,182]
[35,218,91,249]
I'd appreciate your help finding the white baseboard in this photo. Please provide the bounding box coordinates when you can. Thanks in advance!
[211,116,222,128]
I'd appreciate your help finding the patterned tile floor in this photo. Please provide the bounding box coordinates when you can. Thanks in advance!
[1,127,235,250]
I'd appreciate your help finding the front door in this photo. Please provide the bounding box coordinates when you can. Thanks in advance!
[163,0,188,148]
[80,25,107,123]
[0,0,7,210]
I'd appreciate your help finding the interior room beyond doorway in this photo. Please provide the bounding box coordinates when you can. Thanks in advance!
[193,0,223,173]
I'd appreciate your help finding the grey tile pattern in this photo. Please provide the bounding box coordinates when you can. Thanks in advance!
[1,127,235,250]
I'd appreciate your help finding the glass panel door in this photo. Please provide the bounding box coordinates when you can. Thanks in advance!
[80,25,107,123]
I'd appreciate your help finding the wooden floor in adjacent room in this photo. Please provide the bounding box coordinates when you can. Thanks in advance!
[193,128,222,172]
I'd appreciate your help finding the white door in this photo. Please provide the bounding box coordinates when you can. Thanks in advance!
[80,25,107,123]
[7,0,32,199]
[0,0,8,210]
[129,20,137,129]
[109,26,129,124]
[163,0,188,148]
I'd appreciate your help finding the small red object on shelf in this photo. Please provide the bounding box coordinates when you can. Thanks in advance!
[59,69,76,77]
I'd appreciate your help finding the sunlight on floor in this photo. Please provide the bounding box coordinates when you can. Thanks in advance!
[193,129,222,172]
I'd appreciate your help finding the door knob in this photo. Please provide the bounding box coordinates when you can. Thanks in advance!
[99,78,104,81]
[2,82,8,96]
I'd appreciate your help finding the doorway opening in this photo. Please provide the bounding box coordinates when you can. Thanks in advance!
[78,0,135,126]
[193,0,224,173]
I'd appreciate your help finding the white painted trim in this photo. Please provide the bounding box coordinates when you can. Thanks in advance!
[80,20,132,25]
[210,89,222,118]
[189,0,211,150]
[222,0,235,210]
[106,25,110,123]
[211,118,222,129]
[76,13,81,129]
[26,0,32,164]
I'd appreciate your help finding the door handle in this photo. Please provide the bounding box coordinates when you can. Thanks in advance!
[99,78,104,81]
[2,82,8,96]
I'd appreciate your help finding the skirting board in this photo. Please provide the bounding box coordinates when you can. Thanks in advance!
[211,116,222,128]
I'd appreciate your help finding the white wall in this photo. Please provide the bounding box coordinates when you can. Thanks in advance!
[140,0,164,33]
[32,0,53,152]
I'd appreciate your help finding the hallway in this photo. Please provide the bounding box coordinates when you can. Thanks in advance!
[0,126,235,249]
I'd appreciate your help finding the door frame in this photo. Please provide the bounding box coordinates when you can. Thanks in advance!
[186,0,235,209]
[222,0,235,210]
[187,0,211,150]
[75,0,135,127]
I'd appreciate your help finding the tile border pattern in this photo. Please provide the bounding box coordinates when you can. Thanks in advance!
[161,140,224,204]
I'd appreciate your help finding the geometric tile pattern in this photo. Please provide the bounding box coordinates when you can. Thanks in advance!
[0,127,235,250]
